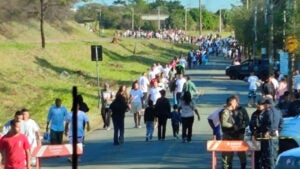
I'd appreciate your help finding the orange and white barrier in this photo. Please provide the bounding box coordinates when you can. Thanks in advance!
[207,140,260,169]
[32,143,83,169]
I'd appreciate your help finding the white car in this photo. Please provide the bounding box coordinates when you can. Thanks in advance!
[275,147,300,169]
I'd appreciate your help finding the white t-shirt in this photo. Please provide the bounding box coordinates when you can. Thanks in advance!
[179,58,186,68]
[294,74,300,90]
[138,76,149,93]
[176,78,187,92]
[130,89,143,103]
[248,75,259,90]
[65,111,89,137]
[148,87,161,105]
[271,78,279,89]
[148,70,156,80]
[179,101,195,118]
[23,119,40,149]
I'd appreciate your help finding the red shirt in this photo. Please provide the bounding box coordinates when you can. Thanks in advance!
[0,133,30,169]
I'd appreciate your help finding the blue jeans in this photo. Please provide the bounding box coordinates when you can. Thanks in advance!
[112,116,124,144]
[172,92,177,105]
[208,119,221,140]
[145,121,154,138]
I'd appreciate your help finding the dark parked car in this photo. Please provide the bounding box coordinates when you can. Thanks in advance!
[225,58,277,80]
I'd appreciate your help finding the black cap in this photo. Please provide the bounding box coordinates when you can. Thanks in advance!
[257,99,264,105]
[262,98,273,105]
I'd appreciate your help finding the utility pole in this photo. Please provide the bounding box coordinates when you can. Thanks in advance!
[268,0,274,69]
[131,8,134,31]
[157,7,160,30]
[185,8,188,32]
[219,9,222,33]
[199,0,202,35]
[253,0,258,58]
[97,9,101,36]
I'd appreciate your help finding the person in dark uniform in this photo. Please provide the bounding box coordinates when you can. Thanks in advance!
[155,90,171,141]
[219,96,238,169]
[232,95,250,169]
[249,99,265,169]
[260,98,283,169]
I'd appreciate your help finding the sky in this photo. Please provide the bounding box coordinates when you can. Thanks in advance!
[75,0,242,12]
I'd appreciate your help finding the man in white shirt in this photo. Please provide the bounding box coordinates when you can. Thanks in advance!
[138,72,150,108]
[21,109,41,166]
[175,74,187,104]
[148,81,161,105]
[247,71,259,107]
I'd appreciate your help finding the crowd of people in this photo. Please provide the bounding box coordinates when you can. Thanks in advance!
[99,51,202,145]
[206,69,300,169]
[0,95,91,168]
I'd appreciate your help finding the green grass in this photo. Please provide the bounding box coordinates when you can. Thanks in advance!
[0,21,195,130]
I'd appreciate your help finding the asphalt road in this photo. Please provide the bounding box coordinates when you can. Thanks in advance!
[40,54,257,169]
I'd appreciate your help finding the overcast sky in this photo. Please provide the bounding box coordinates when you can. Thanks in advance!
[75,0,242,12]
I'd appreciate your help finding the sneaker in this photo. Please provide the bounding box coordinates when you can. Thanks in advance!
[106,127,111,131]
[118,136,124,144]
[138,125,142,128]
[146,136,149,142]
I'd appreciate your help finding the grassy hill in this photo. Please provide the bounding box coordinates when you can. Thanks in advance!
[0,20,193,130]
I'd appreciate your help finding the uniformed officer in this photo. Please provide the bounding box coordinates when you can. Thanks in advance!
[249,99,265,169]
[232,95,250,169]
[260,98,283,169]
[219,96,238,169]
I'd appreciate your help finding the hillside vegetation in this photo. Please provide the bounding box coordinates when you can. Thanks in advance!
[0,21,193,130]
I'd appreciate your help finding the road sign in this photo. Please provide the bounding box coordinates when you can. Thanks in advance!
[207,140,260,169]
[32,143,83,169]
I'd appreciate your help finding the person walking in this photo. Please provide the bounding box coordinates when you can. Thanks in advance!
[219,96,238,169]
[138,72,150,108]
[178,91,200,143]
[232,95,250,169]
[207,105,224,140]
[155,90,171,141]
[144,100,156,141]
[109,88,129,145]
[100,83,114,130]
[64,105,90,162]
[0,119,31,169]
[2,110,25,136]
[249,99,265,169]
[170,104,181,139]
[260,98,283,169]
[247,71,259,107]
[129,81,144,128]
[175,74,186,104]
[183,76,197,97]
[148,81,161,105]
[46,98,68,145]
[21,109,41,166]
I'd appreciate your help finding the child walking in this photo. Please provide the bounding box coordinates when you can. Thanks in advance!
[171,104,181,139]
[144,100,156,141]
